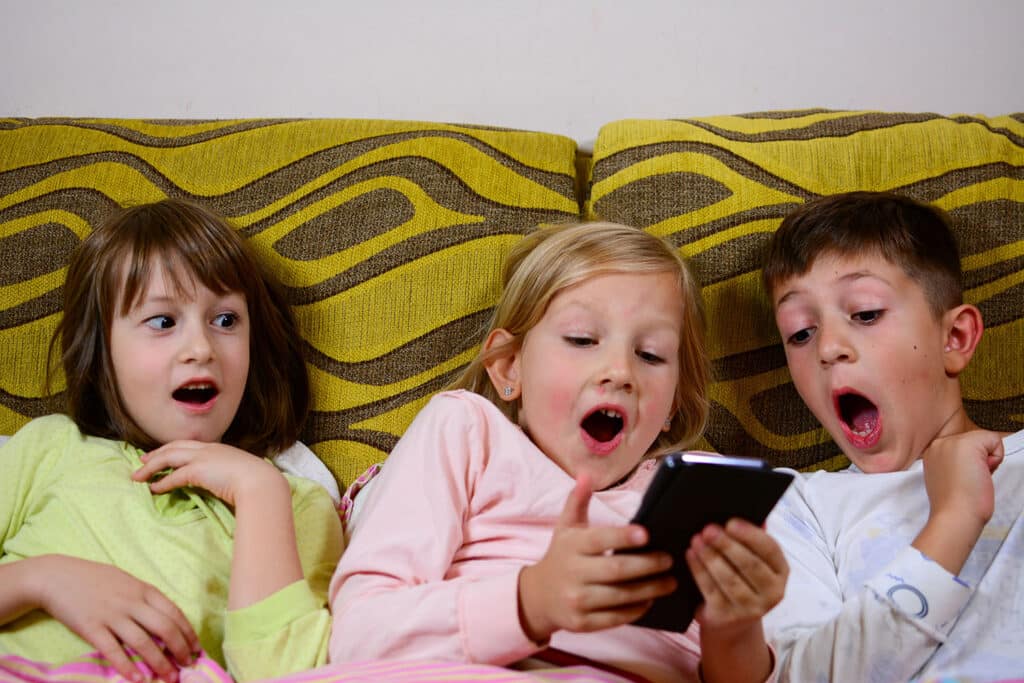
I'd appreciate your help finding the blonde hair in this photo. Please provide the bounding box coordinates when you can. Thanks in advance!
[450,221,710,457]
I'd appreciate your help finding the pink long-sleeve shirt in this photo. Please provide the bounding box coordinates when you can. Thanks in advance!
[329,390,704,683]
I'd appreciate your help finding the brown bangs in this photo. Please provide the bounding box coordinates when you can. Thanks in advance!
[763,192,963,316]
[109,202,257,315]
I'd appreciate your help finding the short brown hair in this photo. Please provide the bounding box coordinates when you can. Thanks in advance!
[450,221,710,457]
[762,191,963,318]
[48,198,309,457]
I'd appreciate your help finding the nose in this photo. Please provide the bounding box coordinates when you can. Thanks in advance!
[180,322,214,363]
[817,321,856,366]
[598,344,635,392]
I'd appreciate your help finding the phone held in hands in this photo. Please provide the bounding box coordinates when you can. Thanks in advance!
[626,452,794,633]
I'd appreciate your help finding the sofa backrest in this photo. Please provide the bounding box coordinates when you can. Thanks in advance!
[588,110,1024,470]
[0,118,579,486]
[2,112,1022,485]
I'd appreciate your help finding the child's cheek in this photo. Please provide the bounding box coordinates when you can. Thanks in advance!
[546,386,575,416]
[531,383,573,430]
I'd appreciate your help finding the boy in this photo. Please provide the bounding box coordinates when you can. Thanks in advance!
[759,191,1023,680]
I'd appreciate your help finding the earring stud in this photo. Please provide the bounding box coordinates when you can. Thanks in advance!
[503,386,513,397]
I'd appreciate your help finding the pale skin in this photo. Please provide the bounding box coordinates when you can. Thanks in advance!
[773,253,1007,578]
[686,518,787,683]
[516,474,677,640]
[517,476,786,683]
[131,441,303,611]
[487,271,786,682]
[0,558,199,681]
[0,444,302,683]
[914,428,1005,575]
[911,302,1005,576]
[0,266,304,683]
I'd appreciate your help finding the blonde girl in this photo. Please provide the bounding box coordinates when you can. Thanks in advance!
[330,222,787,683]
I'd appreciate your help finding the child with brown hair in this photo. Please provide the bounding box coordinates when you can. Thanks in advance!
[760,191,1022,679]
[0,199,342,682]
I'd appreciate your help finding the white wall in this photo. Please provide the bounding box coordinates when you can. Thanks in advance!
[2,0,1021,144]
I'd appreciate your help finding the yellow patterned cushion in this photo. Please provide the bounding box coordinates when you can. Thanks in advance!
[0,118,579,486]
[588,110,1024,470]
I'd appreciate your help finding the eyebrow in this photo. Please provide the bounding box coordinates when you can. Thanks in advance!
[774,289,800,307]
[775,270,893,307]
[558,298,681,330]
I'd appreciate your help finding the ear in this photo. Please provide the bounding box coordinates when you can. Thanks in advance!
[483,328,521,401]
[942,304,983,377]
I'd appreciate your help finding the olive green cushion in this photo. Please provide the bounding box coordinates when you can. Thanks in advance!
[588,110,1024,470]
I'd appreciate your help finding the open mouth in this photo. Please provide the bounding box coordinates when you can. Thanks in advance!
[581,407,624,444]
[836,390,880,446]
[172,382,219,405]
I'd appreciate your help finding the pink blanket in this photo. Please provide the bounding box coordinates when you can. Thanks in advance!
[6,651,1020,683]
[0,652,230,683]
[0,653,638,683]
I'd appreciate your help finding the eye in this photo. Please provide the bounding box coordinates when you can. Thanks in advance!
[637,349,665,364]
[563,335,595,347]
[852,310,883,324]
[787,327,814,345]
[212,312,239,329]
[144,315,175,330]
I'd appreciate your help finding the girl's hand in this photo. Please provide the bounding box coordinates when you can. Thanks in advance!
[35,554,200,683]
[686,519,788,633]
[517,475,677,643]
[135,441,302,611]
[132,441,286,507]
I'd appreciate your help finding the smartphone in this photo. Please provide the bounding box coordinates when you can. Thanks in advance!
[625,452,794,633]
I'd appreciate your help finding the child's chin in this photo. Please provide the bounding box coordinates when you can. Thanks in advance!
[847,452,909,474]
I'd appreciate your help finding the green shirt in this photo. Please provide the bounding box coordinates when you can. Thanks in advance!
[0,415,342,680]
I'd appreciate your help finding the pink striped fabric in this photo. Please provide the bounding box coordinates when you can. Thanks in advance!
[0,651,230,683]
[0,654,636,683]
[260,660,634,683]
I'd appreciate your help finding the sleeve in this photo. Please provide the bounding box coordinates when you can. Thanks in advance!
[221,476,344,681]
[328,394,541,666]
[1,416,65,549]
[222,581,331,682]
[762,475,967,682]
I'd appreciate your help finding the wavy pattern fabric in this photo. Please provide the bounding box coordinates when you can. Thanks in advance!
[4,113,1022,481]
[588,111,1024,471]
[0,118,579,486]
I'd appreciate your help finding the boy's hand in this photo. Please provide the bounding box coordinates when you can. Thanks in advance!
[916,429,1004,574]
[35,555,200,683]
[133,441,287,507]
[686,519,788,633]
[922,429,1004,524]
[686,520,786,683]
[517,475,676,643]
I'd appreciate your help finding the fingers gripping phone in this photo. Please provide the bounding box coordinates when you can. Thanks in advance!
[624,452,794,633]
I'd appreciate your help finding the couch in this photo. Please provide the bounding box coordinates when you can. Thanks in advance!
[2,111,1022,490]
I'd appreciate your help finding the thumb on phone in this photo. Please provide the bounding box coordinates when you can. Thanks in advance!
[558,473,593,529]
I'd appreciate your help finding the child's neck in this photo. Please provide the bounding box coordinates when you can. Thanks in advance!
[933,403,980,441]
